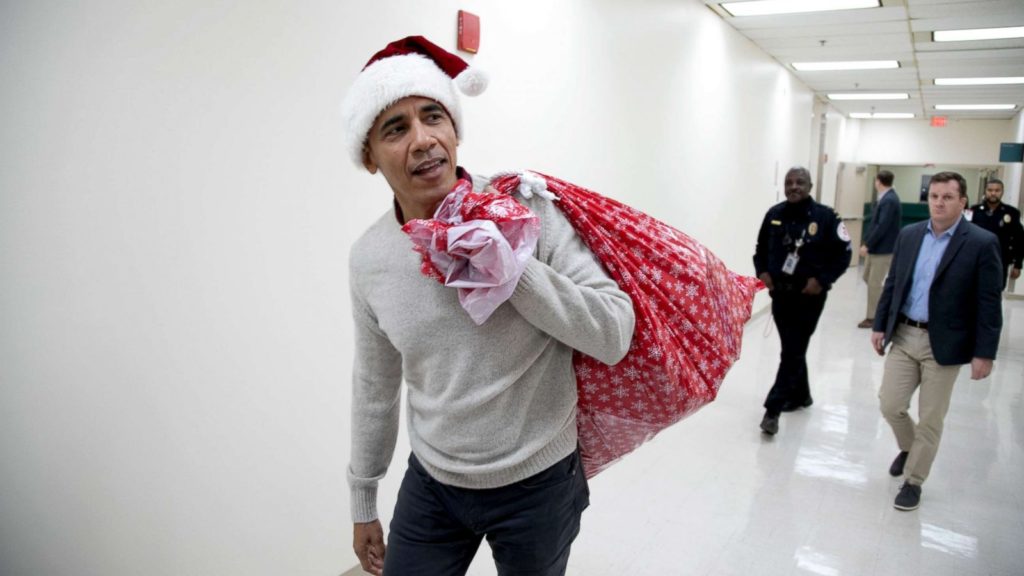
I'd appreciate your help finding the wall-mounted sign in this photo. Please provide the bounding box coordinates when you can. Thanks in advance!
[999,142,1024,163]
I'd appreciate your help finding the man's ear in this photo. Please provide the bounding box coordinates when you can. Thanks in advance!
[361,145,378,174]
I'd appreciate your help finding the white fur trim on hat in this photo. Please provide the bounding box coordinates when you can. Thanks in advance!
[340,53,462,169]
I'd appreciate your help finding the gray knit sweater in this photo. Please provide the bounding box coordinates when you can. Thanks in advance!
[347,175,635,523]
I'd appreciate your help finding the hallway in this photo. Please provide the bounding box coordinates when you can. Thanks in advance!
[471,271,1023,575]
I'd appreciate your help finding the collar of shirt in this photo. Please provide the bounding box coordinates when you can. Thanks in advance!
[390,166,473,224]
[902,217,961,322]
[926,215,961,239]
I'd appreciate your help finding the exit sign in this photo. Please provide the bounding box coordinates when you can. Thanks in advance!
[930,116,947,127]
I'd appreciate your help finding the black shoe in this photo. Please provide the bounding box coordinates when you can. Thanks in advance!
[760,413,779,435]
[889,451,909,477]
[894,481,921,511]
[780,398,813,412]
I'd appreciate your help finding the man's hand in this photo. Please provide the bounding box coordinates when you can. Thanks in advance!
[970,358,993,380]
[1012,267,1021,280]
[859,245,868,258]
[801,277,823,295]
[353,520,385,576]
[871,331,886,356]
[758,272,774,292]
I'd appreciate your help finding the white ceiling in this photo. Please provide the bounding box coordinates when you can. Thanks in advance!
[705,0,1024,119]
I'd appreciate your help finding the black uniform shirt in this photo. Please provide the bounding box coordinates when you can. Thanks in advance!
[969,202,1024,269]
[753,197,852,292]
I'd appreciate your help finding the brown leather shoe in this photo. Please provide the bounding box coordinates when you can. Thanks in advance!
[857,318,874,329]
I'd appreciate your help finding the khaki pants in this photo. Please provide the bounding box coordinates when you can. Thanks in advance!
[878,325,961,486]
[863,252,892,319]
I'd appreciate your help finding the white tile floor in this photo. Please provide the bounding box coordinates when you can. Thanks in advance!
[457,269,1024,576]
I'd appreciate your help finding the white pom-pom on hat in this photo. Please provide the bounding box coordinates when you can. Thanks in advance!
[340,36,488,169]
[454,67,488,97]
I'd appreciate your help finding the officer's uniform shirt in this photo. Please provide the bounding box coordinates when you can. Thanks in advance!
[754,197,853,292]
[968,202,1024,270]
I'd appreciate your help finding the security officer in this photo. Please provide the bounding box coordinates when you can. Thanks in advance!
[753,166,851,435]
[969,178,1023,289]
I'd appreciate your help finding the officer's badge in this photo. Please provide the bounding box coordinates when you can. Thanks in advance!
[808,222,818,236]
[837,222,851,242]
[1005,214,1012,224]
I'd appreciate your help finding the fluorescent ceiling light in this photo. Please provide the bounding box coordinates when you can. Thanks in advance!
[828,93,909,100]
[793,60,899,71]
[850,113,915,119]
[934,77,1024,86]
[933,26,1024,42]
[934,104,1016,111]
[721,0,879,17]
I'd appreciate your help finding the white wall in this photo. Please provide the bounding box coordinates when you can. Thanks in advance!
[1004,109,1024,209]
[851,118,1013,166]
[0,1,815,574]
[817,106,856,208]
[882,165,990,204]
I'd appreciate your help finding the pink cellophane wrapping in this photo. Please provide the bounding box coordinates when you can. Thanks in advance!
[488,171,764,478]
[402,180,541,324]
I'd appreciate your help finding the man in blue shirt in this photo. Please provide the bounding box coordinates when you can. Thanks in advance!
[870,172,1002,511]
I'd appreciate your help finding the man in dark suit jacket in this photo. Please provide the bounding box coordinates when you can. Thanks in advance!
[858,170,902,328]
[870,171,1002,512]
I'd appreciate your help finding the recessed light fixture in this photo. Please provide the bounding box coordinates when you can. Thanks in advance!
[793,60,899,71]
[850,113,915,119]
[934,77,1024,86]
[933,26,1024,42]
[721,0,879,17]
[934,104,1016,111]
[828,93,909,101]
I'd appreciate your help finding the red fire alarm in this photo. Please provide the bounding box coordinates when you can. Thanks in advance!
[458,10,480,53]
[930,116,948,127]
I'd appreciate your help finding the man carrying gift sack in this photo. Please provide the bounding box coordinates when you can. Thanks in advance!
[340,36,635,576]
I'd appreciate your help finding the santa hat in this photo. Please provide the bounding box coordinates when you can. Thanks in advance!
[340,35,488,169]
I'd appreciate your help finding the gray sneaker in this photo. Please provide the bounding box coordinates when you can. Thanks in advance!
[894,481,921,511]
[760,413,779,435]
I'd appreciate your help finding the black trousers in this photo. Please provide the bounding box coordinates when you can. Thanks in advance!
[384,449,590,576]
[763,289,827,416]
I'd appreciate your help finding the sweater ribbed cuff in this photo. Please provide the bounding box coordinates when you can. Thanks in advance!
[350,485,379,524]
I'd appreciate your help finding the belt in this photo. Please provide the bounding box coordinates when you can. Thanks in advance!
[898,315,928,330]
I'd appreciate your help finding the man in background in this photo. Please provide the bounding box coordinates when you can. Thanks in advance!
[969,178,1023,289]
[872,172,1002,511]
[859,170,901,328]
[754,167,851,436]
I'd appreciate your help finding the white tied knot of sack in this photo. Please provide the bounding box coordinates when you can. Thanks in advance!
[491,170,559,201]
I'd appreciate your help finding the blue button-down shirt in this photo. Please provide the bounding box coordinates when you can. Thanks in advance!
[901,218,961,322]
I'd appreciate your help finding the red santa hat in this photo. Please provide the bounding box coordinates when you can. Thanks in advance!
[340,35,488,169]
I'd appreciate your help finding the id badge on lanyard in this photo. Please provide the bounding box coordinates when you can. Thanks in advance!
[782,234,806,275]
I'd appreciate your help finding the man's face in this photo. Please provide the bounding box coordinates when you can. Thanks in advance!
[985,182,1004,205]
[928,180,966,230]
[362,96,459,221]
[783,169,812,203]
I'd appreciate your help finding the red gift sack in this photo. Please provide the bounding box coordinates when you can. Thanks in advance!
[489,171,763,477]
